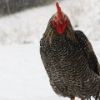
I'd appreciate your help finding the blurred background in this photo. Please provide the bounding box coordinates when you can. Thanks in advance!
[0,0,55,15]
[0,0,100,100]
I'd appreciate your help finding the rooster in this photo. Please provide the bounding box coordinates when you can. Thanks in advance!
[40,2,100,100]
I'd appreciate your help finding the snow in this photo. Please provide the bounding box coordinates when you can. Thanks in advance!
[0,42,99,100]
[0,0,100,100]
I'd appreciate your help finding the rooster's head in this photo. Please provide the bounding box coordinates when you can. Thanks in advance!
[51,2,71,35]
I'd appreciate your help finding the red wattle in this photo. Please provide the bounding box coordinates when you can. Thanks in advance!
[51,20,67,34]
[56,21,67,34]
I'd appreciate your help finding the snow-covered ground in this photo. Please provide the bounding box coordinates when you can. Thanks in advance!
[0,0,100,100]
[0,41,100,100]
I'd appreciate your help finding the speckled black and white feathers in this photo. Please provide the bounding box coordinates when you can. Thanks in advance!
[40,20,100,100]
[75,31,100,75]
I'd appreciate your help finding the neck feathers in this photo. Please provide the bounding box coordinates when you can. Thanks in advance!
[43,22,77,44]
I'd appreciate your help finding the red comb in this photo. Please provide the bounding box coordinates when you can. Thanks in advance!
[56,2,62,13]
[56,2,63,20]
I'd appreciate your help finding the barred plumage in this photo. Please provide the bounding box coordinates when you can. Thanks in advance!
[40,2,100,100]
